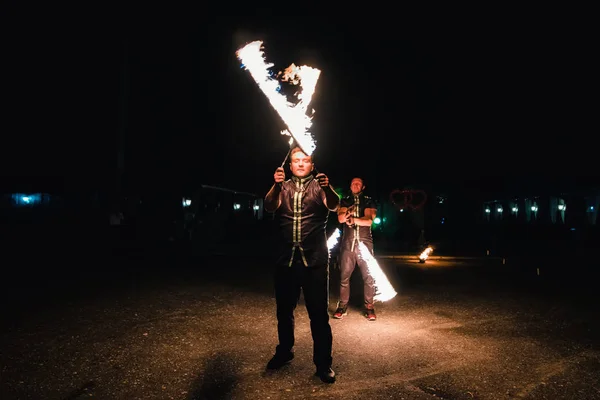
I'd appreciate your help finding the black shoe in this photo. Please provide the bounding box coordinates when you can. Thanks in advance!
[266,352,294,369]
[315,367,336,383]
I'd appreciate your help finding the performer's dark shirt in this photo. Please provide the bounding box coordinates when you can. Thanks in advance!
[340,193,376,251]
[273,175,331,267]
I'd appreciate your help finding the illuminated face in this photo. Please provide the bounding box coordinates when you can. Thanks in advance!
[350,178,364,195]
[290,150,313,178]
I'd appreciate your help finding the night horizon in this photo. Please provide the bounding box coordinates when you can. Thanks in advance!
[4,12,595,198]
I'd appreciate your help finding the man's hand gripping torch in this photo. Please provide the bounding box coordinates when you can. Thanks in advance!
[345,205,357,228]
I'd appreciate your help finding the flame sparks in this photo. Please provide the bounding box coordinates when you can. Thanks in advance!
[327,228,342,252]
[281,130,294,146]
[236,41,321,156]
[357,242,397,302]
[327,229,396,302]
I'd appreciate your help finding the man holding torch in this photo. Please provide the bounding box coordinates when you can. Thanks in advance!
[334,177,378,321]
[264,146,340,384]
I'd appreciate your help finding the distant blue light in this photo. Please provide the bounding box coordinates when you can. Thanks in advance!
[12,193,43,206]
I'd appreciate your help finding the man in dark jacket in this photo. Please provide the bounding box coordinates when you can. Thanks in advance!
[333,177,378,321]
[264,146,340,384]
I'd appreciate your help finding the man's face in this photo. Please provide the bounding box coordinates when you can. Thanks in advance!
[290,150,313,178]
[350,178,364,195]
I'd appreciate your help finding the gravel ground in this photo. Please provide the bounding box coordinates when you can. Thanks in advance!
[1,250,599,400]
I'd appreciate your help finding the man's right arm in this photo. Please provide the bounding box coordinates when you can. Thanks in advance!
[337,207,348,223]
[337,200,350,223]
[264,184,282,212]
[265,167,285,212]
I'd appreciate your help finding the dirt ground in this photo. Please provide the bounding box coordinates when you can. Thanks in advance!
[1,249,599,399]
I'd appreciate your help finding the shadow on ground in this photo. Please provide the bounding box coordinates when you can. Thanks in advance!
[1,240,600,399]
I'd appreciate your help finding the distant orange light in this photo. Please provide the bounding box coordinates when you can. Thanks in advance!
[419,247,433,263]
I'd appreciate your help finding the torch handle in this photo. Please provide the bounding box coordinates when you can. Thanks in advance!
[280,146,292,168]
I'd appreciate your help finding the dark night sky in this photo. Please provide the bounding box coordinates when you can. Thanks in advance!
[2,9,596,198]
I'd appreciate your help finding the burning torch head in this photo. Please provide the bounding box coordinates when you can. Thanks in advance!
[419,246,434,263]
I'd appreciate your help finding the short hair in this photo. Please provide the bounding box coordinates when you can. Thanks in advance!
[290,146,314,163]
[351,177,364,186]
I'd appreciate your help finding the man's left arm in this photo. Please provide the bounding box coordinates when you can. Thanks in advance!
[353,207,377,226]
[349,197,377,226]
[316,173,340,212]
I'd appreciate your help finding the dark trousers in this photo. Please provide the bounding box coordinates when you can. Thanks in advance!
[339,243,375,307]
[274,258,333,369]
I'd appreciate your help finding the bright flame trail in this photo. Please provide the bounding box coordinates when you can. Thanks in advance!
[419,246,433,262]
[327,228,396,302]
[327,228,341,253]
[236,41,321,156]
[357,242,397,302]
